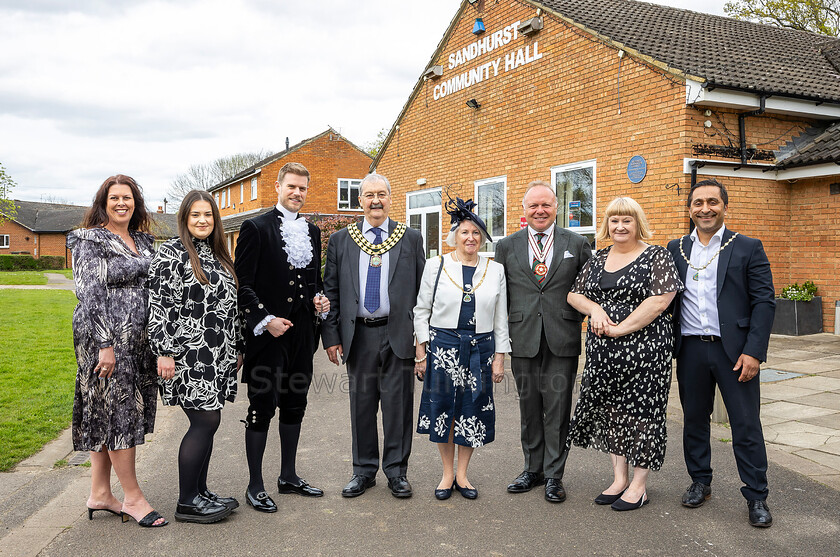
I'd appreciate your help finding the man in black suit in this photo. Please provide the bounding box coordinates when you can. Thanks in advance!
[667,179,775,528]
[494,181,591,503]
[235,162,330,513]
[322,173,425,498]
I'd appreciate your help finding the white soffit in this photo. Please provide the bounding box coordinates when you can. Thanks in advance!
[683,158,840,180]
[686,79,840,120]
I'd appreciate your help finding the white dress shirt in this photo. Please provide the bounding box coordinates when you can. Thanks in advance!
[527,225,555,271]
[357,218,391,318]
[680,224,727,337]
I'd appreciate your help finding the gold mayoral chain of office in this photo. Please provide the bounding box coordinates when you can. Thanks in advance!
[678,232,739,281]
[528,229,555,279]
[348,221,407,268]
[442,254,490,303]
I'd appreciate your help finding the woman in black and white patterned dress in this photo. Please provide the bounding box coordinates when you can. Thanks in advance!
[567,197,683,512]
[69,174,167,527]
[147,190,241,524]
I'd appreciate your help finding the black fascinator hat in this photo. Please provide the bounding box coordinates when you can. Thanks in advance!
[444,190,491,242]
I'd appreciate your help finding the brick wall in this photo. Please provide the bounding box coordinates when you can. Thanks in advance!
[0,220,36,254]
[376,0,839,332]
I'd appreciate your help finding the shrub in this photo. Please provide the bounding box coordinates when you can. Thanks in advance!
[306,213,360,274]
[0,254,66,271]
[780,281,818,302]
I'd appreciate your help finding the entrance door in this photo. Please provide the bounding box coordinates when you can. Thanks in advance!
[407,188,441,259]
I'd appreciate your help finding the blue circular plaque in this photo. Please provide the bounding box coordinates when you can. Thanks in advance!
[627,156,647,183]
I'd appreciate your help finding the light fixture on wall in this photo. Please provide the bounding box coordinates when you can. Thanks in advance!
[423,65,443,79]
[466,98,481,109]
[472,17,485,35]
[518,17,543,36]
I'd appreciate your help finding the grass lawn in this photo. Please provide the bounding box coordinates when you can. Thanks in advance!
[0,290,78,471]
[0,271,49,285]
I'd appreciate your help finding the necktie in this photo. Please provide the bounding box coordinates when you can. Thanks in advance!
[532,233,546,283]
[364,227,383,313]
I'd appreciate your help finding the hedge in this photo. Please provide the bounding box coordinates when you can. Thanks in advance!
[0,254,65,270]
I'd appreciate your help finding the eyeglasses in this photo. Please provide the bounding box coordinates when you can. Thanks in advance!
[361,192,389,200]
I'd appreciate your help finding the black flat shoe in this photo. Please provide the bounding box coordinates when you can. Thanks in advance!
[245,489,277,513]
[748,500,773,528]
[681,481,711,508]
[435,483,455,500]
[342,475,376,498]
[174,494,232,524]
[545,479,566,503]
[507,471,545,493]
[121,509,169,527]
[87,507,120,520]
[201,490,239,510]
[455,481,477,500]
[594,488,627,505]
[387,476,413,498]
[611,492,649,511]
[278,477,324,497]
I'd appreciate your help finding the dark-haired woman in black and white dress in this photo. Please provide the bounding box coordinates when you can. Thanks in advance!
[148,190,242,523]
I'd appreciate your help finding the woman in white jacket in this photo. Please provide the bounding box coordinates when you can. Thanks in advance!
[414,196,511,501]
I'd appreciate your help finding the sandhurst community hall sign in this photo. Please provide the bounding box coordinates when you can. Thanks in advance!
[432,20,544,101]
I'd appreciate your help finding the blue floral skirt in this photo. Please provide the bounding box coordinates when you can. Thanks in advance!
[417,327,496,447]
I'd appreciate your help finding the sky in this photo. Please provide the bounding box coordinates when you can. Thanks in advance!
[0,0,727,209]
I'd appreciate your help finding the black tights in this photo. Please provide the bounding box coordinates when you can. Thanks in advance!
[245,421,302,494]
[179,408,221,504]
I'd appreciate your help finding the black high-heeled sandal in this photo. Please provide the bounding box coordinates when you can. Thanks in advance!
[120,509,169,527]
[87,507,120,520]
[594,488,627,505]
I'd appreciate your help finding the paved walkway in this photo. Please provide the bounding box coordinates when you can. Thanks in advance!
[0,273,75,291]
[1,334,839,556]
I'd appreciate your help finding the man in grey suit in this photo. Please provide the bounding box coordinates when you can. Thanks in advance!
[322,173,425,498]
[494,181,592,503]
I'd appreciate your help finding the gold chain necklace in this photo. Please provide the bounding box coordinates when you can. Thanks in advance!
[679,232,739,277]
[442,254,489,303]
[348,222,407,267]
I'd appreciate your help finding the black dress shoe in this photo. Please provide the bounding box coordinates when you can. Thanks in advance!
[594,488,626,505]
[342,475,376,498]
[201,489,239,510]
[544,478,566,503]
[435,483,455,500]
[611,492,649,511]
[507,471,545,493]
[681,481,712,508]
[455,481,478,500]
[174,494,233,523]
[748,500,773,528]
[278,477,324,497]
[245,489,278,513]
[387,476,413,498]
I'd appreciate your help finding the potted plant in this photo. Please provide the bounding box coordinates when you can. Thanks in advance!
[772,281,823,336]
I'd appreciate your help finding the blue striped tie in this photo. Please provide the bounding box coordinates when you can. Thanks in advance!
[364,227,383,313]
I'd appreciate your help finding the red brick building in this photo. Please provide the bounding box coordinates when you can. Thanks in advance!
[373,0,840,332]
[0,200,177,268]
[208,128,372,253]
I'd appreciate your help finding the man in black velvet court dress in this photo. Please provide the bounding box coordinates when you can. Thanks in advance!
[235,162,330,512]
[668,179,775,528]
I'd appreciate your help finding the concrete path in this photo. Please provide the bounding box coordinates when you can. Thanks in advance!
[1,336,839,556]
[0,273,75,291]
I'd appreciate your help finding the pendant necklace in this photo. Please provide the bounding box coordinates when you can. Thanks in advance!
[528,229,554,279]
[443,254,489,302]
[679,233,738,281]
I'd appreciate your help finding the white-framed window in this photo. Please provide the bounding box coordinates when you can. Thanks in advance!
[214,193,220,207]
[474,176,507,255]
[551,160,596,250]
[0,234,9,248]
[240,182,244,204]
[221,189,227,208]
[338,179,362,210]
[250,177,258,200]
[407,188,441,258]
